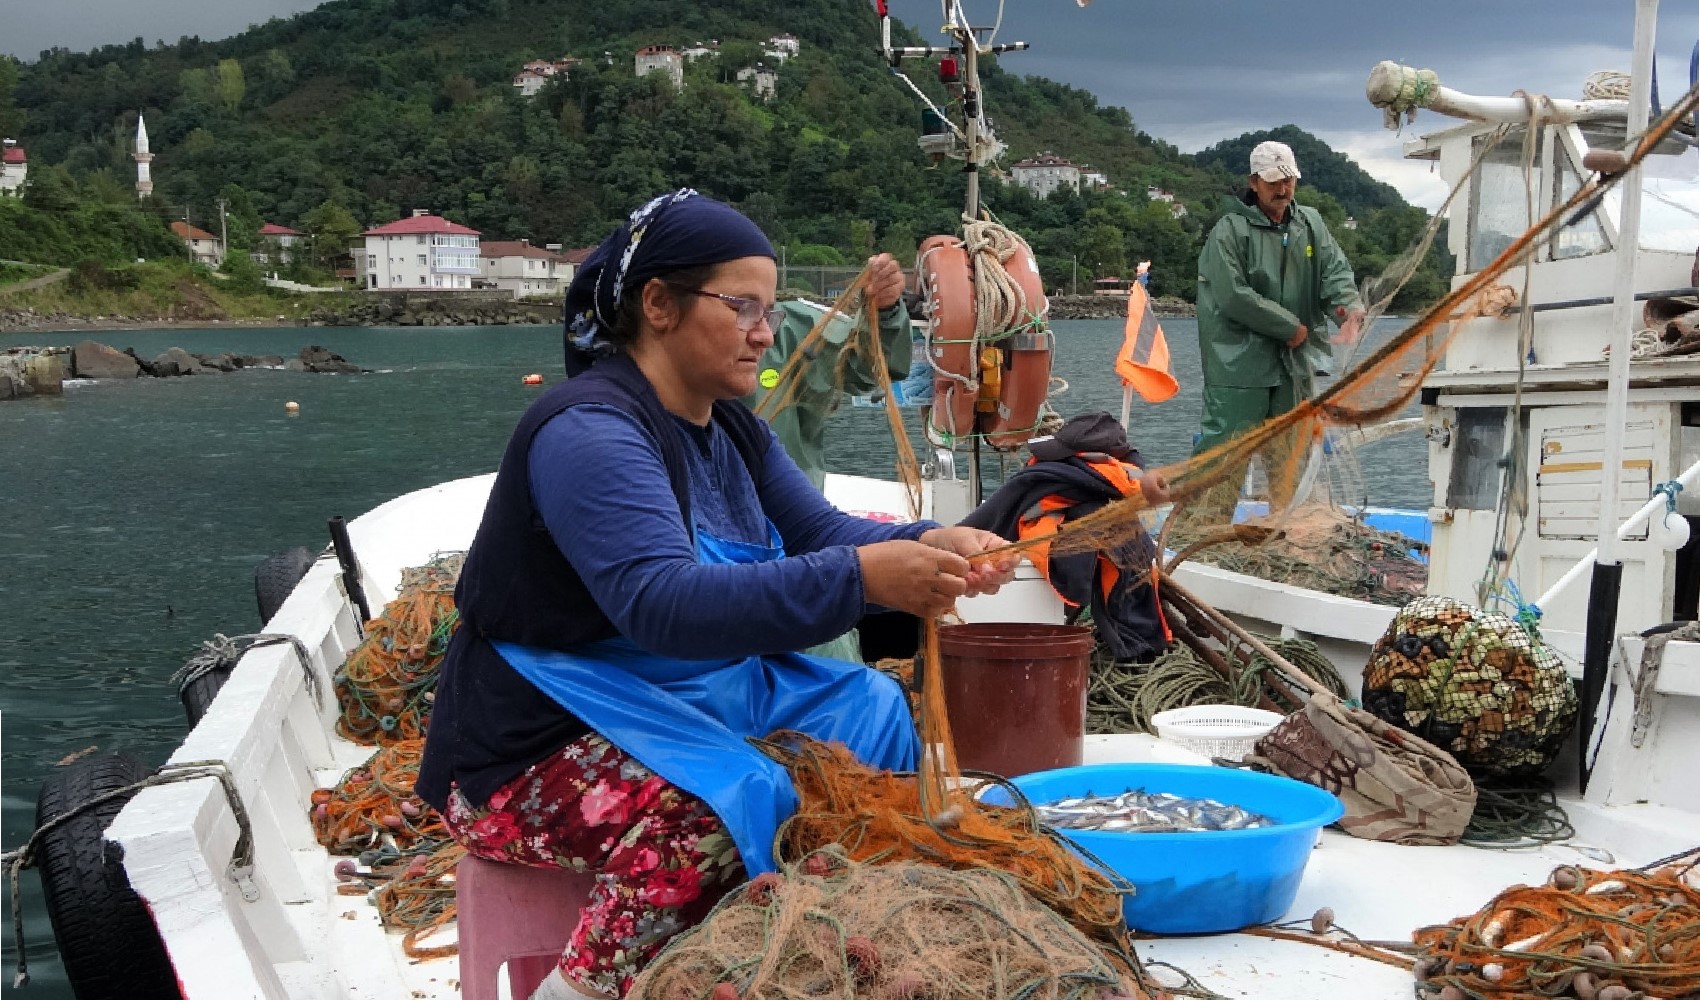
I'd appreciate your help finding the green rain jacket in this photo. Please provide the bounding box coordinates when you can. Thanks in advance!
[744,299,911,489]
[1196,194,1362,389]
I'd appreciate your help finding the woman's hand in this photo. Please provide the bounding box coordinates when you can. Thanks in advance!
[857,527,1019,619]
[918,525,1019,596]
[857,540,974,619]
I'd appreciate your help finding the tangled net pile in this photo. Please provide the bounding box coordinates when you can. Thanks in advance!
[310,739,446,854]
[761,736,1132,952]
[1412,855,1700,998]
[334,552,463,745]
[629,850,1143,1000]
[1086,636,1348,735]
[1163,507,1426,607]
[310,554,467,955]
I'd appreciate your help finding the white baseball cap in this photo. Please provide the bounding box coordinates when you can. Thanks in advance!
[1249,141,1301,182]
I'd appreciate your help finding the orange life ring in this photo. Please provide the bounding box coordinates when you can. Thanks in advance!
[980,238,1053,450]
[915,235,978,443]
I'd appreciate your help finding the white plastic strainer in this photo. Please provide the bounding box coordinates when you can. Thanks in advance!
[1150,705,1285,762]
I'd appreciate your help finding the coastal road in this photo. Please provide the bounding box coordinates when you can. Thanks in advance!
[0,263,70,296]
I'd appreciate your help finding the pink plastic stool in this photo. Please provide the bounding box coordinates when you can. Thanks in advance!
[457,855,596,1000]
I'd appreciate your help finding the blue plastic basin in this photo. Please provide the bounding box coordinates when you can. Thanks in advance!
[983,763,1344,934]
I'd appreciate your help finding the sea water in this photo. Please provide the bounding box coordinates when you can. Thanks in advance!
[0,318,1426,992]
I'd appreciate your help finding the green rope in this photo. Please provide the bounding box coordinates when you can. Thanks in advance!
[1086,635,1349,734]
[1461,778,1574,848]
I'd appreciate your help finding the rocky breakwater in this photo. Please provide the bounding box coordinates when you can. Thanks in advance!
[307,291,556,327]
[1046,294,1195,320]
[0,341,368,401]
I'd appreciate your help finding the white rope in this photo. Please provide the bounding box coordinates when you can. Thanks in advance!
[959,220,1032,340]
[1583,71,1632,101]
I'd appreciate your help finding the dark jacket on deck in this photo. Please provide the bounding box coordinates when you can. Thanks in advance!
[963,448,1166,661]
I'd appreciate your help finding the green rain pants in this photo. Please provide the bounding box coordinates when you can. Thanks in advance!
[1192,378,1308,456]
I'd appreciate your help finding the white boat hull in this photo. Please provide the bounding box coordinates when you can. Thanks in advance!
[101,472,1699,999]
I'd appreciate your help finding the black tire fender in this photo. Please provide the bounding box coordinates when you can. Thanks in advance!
[254,545,316,626]
[34,753,181,1000]
[179,659,233,730]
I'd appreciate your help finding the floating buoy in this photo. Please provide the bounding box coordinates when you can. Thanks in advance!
[285,401,300,413]
[522,373,544,386]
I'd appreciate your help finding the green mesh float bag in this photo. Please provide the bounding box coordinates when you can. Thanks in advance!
[1360,595,1577,778]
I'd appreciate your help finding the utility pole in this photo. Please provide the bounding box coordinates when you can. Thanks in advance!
[217,197,228,262]
[1071,255,1077,296]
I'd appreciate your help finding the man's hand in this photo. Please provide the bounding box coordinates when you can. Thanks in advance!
[1286,324,1309,349]
[865,253,906,312]
[1137,469,1170,504]
[1332,306,1366,346]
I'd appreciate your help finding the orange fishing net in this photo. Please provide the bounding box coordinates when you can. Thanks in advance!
[761,735,1131,948]
[310,738,447,855]
[630,850,1147,1000]
[334,553,462,745]
[1412,856,1700,998]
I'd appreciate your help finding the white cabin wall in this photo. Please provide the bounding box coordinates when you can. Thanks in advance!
[1445,251,1694,372]
[1424,400,1681,637]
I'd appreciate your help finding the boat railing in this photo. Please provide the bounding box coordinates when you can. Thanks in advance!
[1535,455,1700,612]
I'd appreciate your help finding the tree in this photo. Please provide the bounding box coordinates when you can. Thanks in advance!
[301,199,361,270]
[217,183,263,252]
[215,59,246,112]
[0,57,25,137]
[23,164,77,212]
[1076,223,1126,278]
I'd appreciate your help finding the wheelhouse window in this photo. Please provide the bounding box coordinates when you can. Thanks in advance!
[1467,132,1537,272]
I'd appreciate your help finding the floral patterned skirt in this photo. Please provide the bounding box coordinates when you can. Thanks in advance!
[442,733,747,997]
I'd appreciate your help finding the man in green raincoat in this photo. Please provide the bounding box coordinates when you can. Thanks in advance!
[745,252,911,662]
[1194,141,1365,455]
[745,251,912,489]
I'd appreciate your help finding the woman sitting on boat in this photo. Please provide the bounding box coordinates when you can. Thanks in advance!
[417,188,1016,1000]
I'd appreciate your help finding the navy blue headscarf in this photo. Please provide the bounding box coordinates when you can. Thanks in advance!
[563,189,776,376]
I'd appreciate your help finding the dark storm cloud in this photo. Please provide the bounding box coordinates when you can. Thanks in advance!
[3,0,1694,205]
[887,0,1698,205]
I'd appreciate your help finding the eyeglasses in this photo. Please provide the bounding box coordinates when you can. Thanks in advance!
[673,286,785,333]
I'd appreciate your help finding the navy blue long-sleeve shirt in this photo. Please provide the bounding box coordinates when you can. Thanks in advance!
[528,403,936,660]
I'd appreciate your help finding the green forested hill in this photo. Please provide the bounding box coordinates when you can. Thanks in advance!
[1194,125,1406,216]
[0,0,1449,305]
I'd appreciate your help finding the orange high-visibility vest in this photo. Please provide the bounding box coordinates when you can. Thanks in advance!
[1116,282,1178,403]
[1013,453,1171,642]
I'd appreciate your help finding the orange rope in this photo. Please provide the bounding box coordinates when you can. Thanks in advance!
[1412,861,1700,997]
[311,738,448,855]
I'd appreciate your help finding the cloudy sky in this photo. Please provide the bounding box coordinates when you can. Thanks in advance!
[3,0,1695,208]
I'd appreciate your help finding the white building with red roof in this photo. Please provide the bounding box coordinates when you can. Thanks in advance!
[0,139,25,198]
[170,220,224,267]
[254,223,304,265]
[765,33,800,62]
[359,210,481,290]
[477,239,571,298]
[1010,153,1080,200]
[635,45,683,90]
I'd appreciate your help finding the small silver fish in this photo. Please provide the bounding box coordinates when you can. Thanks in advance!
[1034,788,1275,833]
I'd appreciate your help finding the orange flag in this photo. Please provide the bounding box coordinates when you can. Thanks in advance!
[1115,281,1178,402]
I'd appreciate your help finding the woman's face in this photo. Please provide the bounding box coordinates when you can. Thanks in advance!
[662,255,779,401]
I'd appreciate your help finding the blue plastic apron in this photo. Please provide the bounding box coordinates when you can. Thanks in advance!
[493,524,920,874]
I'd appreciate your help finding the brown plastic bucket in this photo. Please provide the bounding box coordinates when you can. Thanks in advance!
[936,622,1095,778]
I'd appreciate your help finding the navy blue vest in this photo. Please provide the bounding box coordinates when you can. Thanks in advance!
[417,354,769,809]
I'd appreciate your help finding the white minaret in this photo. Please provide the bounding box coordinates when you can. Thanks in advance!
[133,115,153,199]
